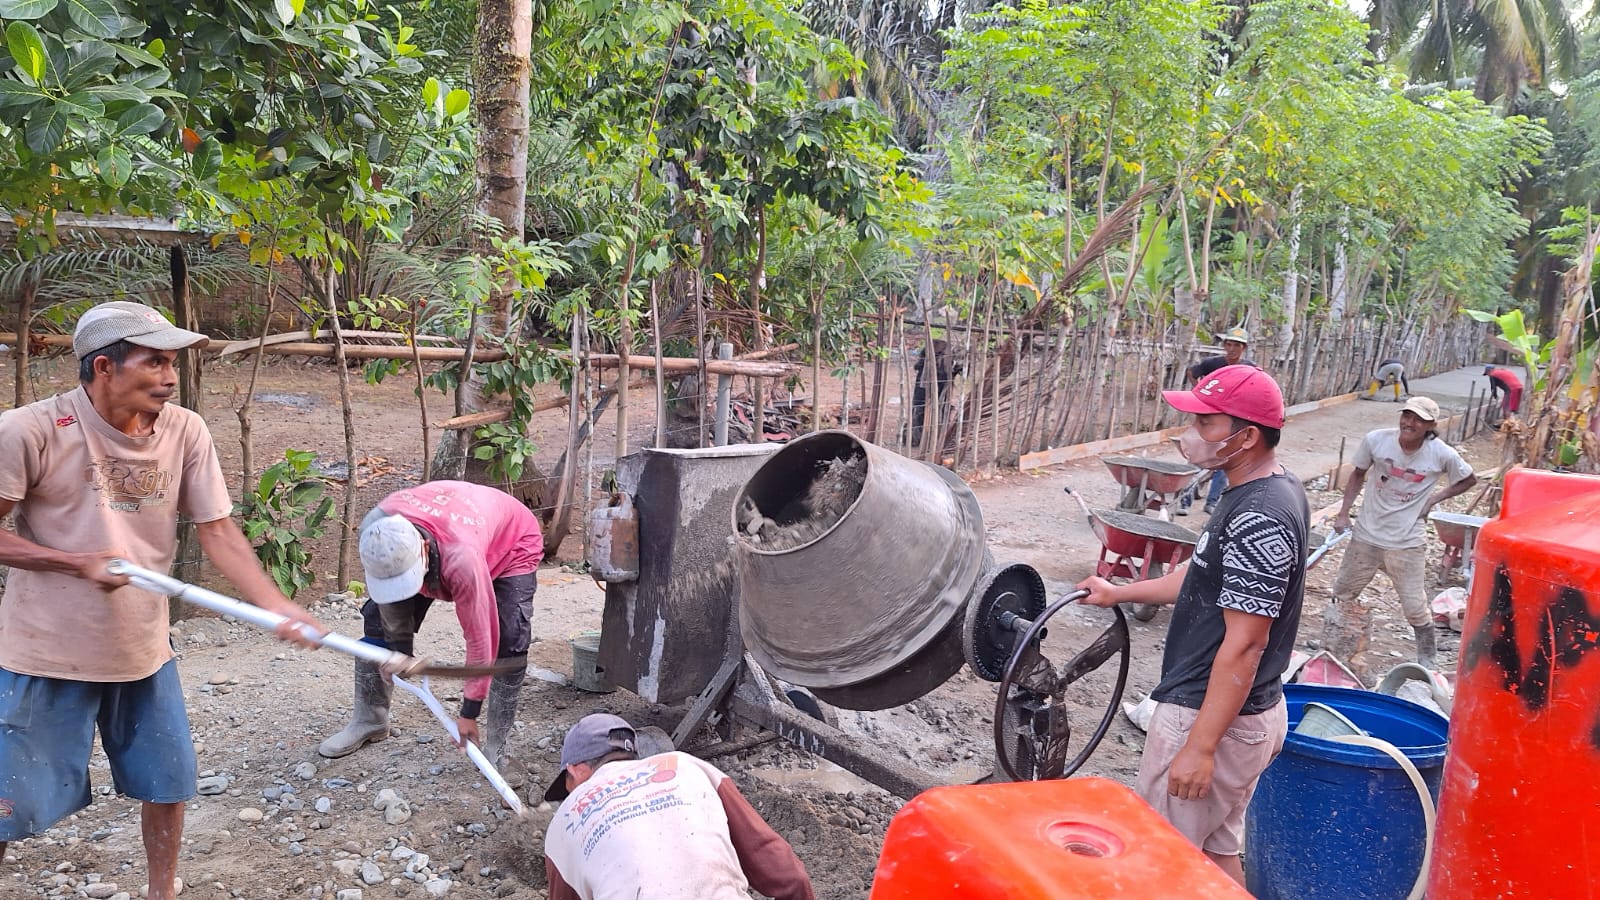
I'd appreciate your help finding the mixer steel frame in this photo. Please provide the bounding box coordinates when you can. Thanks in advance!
[669,601,944,799]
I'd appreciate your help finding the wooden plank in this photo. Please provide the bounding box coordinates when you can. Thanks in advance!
[1018,425,1189,470]
[1019,391,1362,471]
[216,330,456,357]
[7,333,797,375]
[231,342,511,362]
[587,353,798,378]
[734,342,800,361]
[1284,391,1359,417]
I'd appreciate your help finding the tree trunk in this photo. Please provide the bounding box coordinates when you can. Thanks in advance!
[474,0,531,330]
[1329,212,1350,325]
[325,268,358,589]
[1276,186,1302,359]
[434,0,532,479]
[410,300,432,482]
[14,272,32,408]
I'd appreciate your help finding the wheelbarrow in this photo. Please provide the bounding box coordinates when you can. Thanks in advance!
[1101,455,1204,513]
[1065,486,1200,622]
[1428,510,1489,585]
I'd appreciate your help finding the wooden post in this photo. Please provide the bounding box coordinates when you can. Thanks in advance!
[714,342,733,446]
[812,287,823,434]
[616,282,632,460]
[170,246,202,611]
[650,279,666,448]
[696,270,708,448]
[172,246,201,415]
[866,297,888,443]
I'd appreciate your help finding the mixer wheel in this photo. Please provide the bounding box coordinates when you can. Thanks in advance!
[963,563,1049,682]
[783,687,838,727]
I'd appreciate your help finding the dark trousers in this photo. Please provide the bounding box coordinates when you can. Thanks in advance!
[358,572,535,662]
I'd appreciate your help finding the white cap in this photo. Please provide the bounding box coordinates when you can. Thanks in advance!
[359,514,427,604]
[1401,396,1441,423]
[73,301,207,359]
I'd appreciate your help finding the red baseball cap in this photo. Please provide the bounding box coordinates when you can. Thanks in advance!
[1163,364,1285,429]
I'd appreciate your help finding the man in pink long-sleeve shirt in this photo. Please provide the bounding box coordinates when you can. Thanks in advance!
[319,481,544,763]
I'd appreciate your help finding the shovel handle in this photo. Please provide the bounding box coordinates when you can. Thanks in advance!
[107,559,402,670]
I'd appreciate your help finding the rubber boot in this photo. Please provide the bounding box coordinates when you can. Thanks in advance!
[1321,601,1371,679]
[1413,623,1439,670]
[480,668,526,766]
[318,660,392,758]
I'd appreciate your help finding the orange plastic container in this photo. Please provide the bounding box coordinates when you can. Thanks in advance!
[870,777,1249,899]
[1497,465,1600,518]
[1429,469,1600,898]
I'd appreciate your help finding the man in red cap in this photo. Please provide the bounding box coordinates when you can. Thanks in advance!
[1078,364,1308,885]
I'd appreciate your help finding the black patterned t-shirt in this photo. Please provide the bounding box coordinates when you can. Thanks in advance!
[1150,470,1309,714]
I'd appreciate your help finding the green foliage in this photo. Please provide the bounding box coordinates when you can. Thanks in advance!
[923,0,1550,332]
[0,0,437,253]
[1461,307,1552,391]
[235,448,334,599]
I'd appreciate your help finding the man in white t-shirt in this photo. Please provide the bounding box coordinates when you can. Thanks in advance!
[1326,397,1476,673]
[0,302,324,900]
[542,714,814,900]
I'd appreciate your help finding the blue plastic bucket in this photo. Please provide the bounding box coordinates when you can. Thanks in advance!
[1244,684,1448,900]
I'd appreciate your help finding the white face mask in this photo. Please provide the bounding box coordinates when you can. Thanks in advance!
[1176,425,1248,469]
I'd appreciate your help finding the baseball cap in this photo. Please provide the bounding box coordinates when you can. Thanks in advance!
[1220,326,1250,345]
[359,514,427,604]
[544,714,638,802]
[1402,396,1441,422]
[1483,364,1495,374]
[72,301,207,360]
[1164,364,1285,429]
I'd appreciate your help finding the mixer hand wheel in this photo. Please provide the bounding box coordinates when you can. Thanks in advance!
[992,591,1130,782]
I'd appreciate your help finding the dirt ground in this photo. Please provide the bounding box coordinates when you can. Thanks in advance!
[0,354,1504,899]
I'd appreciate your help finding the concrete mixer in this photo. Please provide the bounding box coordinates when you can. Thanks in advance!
[588,430,1130,797]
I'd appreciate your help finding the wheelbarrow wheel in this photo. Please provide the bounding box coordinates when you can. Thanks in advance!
[1125,602,1159,622]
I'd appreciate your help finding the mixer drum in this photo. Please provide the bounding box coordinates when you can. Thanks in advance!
[734,431,987,710]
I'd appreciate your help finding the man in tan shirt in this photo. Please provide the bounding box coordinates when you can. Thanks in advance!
[0,302,323,900]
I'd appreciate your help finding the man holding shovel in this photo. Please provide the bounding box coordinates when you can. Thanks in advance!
[0,302,325,900]
[319,481,543,766]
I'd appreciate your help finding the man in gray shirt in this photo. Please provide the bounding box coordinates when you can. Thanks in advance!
[1326,397,1476,673]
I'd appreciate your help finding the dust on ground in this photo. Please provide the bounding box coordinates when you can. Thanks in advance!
[0,356,1505,899]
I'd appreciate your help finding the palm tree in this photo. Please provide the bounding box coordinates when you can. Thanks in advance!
[1366,0,1580,106]
[801,0,948,148]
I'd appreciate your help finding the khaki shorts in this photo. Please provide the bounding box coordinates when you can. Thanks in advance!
[1332,539,1430,627]
[1136,699,1287,856]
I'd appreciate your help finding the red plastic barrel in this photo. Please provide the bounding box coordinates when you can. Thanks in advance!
[1429,468,1600,897]
[870,777,1248,899]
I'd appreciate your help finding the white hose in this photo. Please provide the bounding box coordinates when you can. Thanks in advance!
[393,675,525,814]
[1329,734,1435,900]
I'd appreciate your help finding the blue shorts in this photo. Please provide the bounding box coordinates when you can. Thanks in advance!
[0,659,196,840]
